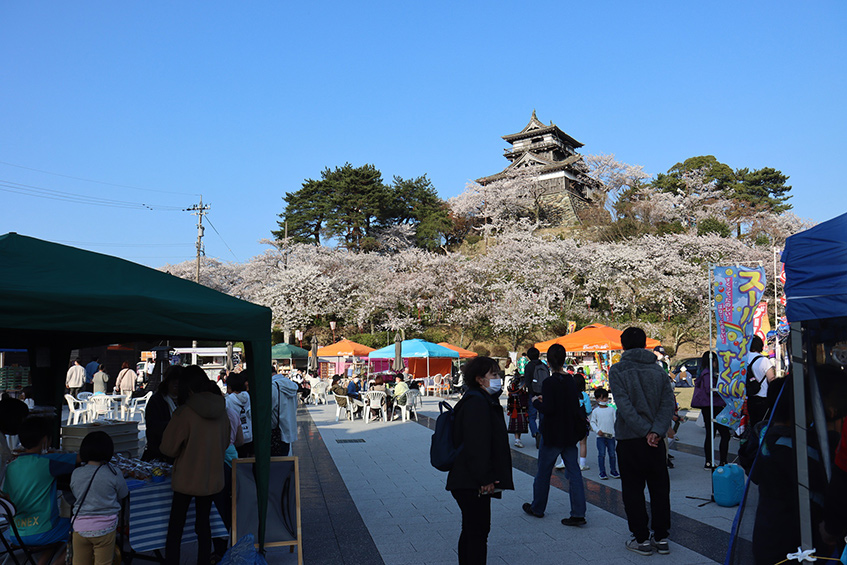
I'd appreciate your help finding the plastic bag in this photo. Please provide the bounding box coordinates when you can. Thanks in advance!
[220,535,268,565]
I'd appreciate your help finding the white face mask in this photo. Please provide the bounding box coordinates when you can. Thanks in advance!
[484,378,502,395]
[598,401,608,406]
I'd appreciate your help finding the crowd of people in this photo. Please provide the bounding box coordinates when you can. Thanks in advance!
[440,326,816,563]
[1,362,304,565]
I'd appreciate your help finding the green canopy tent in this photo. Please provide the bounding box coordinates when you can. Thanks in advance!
[0,233,273,547]
[271,342,309,371]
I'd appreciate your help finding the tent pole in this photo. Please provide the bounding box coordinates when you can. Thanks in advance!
[790,322,813,551]
[773,247,782,377]
[708,265,715,468]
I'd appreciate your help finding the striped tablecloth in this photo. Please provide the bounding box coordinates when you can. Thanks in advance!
[128,479,228,553]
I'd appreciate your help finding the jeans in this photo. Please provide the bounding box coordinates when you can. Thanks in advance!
[596,436,618,475]
[616,438,671,543]
[166,491,214,565]
[527,401,539,436]
[451,489,491,565]
[530,441,585,517]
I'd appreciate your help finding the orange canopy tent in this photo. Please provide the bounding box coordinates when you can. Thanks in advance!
[316,338,375,357]
[535,324,661,353]
[437,342,478,358]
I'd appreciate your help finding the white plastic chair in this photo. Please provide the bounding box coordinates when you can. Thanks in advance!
[89,395,115,420]
[309,382,328,405]
[390,390,420,422]
[64,394,88,425]
[364,391,387,423]
[128,391,153,423]
[333,393,353,421]
[425,375,443,396]
[77,392,93,401]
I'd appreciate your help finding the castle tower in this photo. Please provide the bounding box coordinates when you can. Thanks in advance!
[477,111,602,225]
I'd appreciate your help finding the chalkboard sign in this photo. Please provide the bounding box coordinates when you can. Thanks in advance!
[232,456,302,563]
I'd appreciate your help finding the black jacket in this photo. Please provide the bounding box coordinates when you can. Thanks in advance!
[525,359,547,394]
[142,393,175,463]
[533,372,581,448]
[446,389,514,493]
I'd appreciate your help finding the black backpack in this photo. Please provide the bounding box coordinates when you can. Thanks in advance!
[531,362,551,395]
[430,390,482,472]
[746,355,765,397]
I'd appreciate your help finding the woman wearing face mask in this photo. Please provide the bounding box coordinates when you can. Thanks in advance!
[446,356,514,565]
[141,365,183,463]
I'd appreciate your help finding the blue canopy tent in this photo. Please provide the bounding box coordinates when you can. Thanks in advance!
[368,338,459,379]
[727,213,847,563]
[783,211,847,323]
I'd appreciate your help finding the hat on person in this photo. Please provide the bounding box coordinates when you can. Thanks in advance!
[653,346,666,355]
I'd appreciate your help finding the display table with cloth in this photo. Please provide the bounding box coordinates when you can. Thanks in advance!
[125,478,228,554]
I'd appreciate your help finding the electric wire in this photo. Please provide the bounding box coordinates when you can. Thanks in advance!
[0,160,200,196]
[0,179,187,210]
[205,216,239,261]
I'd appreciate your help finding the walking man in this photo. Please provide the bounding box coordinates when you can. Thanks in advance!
[66,358,86,398]
[609,327,675,556]
[522,343,586,526]
[524,347,547,448]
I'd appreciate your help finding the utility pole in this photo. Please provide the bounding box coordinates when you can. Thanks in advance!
[187,196,210,349]
[187,196,211,283]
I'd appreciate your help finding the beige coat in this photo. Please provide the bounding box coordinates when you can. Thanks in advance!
[160,392,230,496]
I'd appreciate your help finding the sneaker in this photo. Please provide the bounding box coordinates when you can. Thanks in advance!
[667,460,674,469]
[514,439,524,448]
[580,464,590,471]
[599,473,608,480]
[561,516,586,527]
[651,536,670,554]
[522,503,544,518]
[626,537,653,556]
[610,471,620,478]
[554,457,565,469]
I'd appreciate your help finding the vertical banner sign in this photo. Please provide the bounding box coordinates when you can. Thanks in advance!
[567,321,577,334]
[712,265,767,430]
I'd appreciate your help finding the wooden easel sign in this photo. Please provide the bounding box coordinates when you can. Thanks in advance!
[232,456,303,564]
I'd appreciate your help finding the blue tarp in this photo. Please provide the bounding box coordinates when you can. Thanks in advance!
[368,338,459,359]
[781,211,847,322]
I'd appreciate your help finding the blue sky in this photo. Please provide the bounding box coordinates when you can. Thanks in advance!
[1,2,844,266]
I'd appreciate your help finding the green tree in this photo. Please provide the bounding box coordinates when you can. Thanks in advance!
[652,155,735,194]
[272,178,330,245]
[732,167,792,213]
[387,175,452,251]
[323,163,390,250]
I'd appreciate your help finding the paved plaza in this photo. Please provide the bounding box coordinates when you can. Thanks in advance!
[284,394,742,564]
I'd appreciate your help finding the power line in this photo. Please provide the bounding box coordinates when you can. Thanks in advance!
[205,216,239,261]
[52,240,192,248]
[0,179,187,210]
[0,160,200,196]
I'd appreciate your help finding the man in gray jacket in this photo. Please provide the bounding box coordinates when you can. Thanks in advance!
[609,327,675,557]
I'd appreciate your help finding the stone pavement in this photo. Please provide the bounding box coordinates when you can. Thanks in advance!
[278,394,745,564]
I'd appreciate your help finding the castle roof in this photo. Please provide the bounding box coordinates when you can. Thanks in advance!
[502,110,584,149]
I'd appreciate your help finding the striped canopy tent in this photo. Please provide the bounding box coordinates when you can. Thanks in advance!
[437,342,478,358]
[368,338,459,378]
[535,323,661,353]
